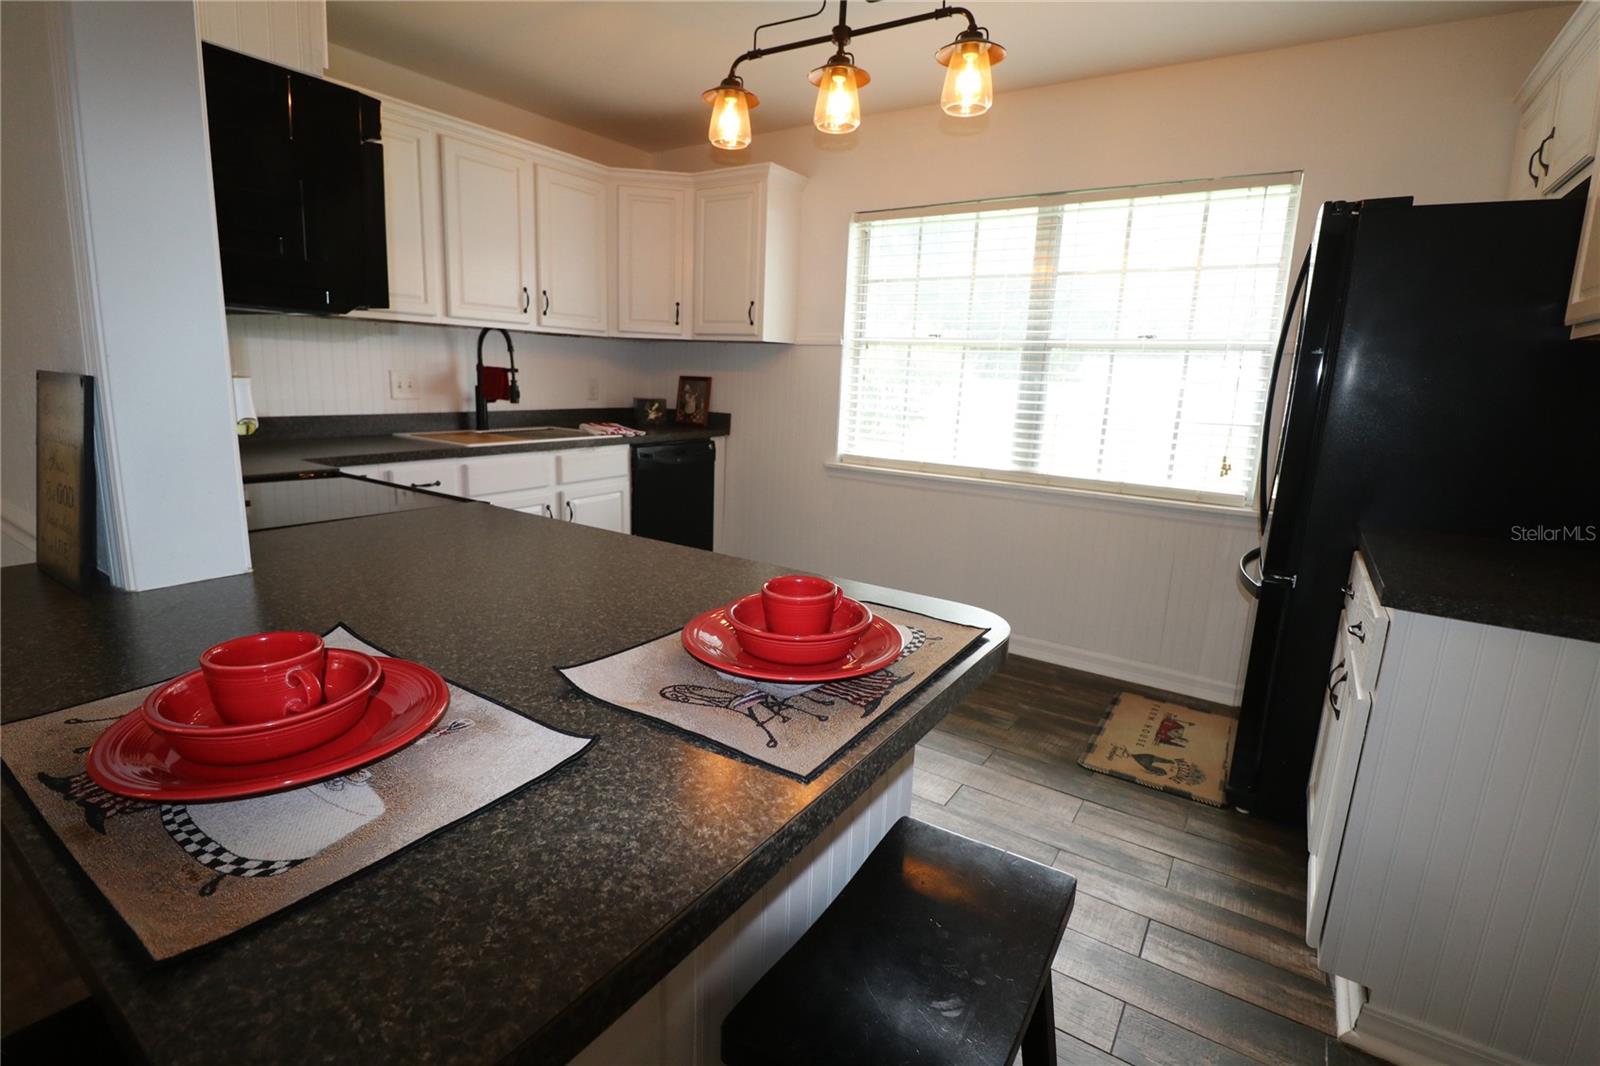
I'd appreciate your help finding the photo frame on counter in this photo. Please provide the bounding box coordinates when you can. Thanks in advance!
[36,371,97,593]
[675,376,712,427]
[633,397,669,427]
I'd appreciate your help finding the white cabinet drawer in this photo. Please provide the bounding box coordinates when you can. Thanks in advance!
[1343,553,1390,695]
[369,460,466,498]
[556,446,628,485]
[462,453,555,497]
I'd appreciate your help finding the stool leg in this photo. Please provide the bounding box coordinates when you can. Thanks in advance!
[1021,971,1055,1065]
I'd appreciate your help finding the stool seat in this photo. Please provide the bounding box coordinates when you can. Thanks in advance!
[721,816,1077,1066]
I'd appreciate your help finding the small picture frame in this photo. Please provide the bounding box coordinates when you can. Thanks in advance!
[633,397,669,427]
[675,376,712,427]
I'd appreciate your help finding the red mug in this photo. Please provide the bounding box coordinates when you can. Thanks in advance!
[761,575,844,635]
[199,631,326,725]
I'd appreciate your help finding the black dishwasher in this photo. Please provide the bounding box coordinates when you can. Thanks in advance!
[631,440,716,550]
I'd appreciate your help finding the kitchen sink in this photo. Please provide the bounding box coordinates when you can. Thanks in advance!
[395,427,592,447]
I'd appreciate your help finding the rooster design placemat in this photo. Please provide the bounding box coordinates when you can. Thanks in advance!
[0,626,593,960]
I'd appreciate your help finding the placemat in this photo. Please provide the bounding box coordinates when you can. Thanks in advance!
[559,603,987,781]
[0,626,593,960]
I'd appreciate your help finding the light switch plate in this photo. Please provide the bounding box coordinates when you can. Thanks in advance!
[389,370,418,400]
[586,377,600,401]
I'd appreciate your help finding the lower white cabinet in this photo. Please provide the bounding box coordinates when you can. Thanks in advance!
[560,480,628,533]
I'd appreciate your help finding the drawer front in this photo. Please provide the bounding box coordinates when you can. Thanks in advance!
[1343,553,1390,695]
[462,453,555,497]
[377,460,466,497]
[556,446,629,485]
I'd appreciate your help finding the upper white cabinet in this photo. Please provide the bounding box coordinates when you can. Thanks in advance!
[692,166,803,343]
[197,0,327,76]
[616,180,690,337]
[1508,5,1600,200]
[535,164,609,335]
[370,107,443,320]
[440,133,536,326]
[1566,152,1600,336]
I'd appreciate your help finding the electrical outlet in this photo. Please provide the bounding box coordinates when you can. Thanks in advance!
[586,377,600,401]
[388,370,418,400]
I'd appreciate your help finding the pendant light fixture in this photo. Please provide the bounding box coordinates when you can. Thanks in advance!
[704,1,1005,148]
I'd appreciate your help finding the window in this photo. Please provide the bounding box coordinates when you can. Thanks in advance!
[837,174,1301,506]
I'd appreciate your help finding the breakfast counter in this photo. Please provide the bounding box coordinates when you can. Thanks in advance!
[0,504,1008,1063]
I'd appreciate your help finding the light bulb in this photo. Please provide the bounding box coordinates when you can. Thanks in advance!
[940,40,994,117]
[704,84,753,150]
[812,63,862,135]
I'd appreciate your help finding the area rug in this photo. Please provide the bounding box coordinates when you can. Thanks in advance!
[559,603,987,781]
[0,625,593,960]
[1079,693,1235,807]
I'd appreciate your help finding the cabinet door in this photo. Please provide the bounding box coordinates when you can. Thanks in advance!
[535,165,608,334]
[617,183,688,336]
[1508,87,1558,200]
[561,479,629,533]
[197,0,326,75]
[1547,29,1600,192]
[374,113,442,319]
[481,488,557,517]
[694,182,761,337]
[440,134,535,325]
[1306,621,1375,952]
[1566,149,1600,329]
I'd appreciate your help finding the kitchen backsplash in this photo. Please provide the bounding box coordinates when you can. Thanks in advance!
[226,314,662,417]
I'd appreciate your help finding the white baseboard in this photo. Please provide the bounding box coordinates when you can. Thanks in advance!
[1,511,37,565]
[1333,978,1536,1066]
[1008,633,1241,706]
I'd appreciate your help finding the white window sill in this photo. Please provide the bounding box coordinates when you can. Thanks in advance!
[823,459,1258,525]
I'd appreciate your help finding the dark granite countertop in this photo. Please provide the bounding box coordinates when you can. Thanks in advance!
[239,410,730,482]
[1,504,1007,1065]
[1359,528,1600,642]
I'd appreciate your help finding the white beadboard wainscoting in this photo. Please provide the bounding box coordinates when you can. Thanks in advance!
[225,314,663,417]
[635,343,1258,705]
[572,753,913,1065]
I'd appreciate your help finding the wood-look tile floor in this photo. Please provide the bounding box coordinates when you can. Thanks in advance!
[913,655,1388,1066]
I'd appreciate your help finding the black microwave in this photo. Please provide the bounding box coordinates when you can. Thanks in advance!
[202,44,387,314]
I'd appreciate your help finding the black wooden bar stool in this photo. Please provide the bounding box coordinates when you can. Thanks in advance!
[721,816,1077,1066]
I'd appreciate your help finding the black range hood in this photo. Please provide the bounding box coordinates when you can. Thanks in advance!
[202,43,388,315]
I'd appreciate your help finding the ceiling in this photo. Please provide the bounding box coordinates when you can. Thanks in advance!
[327,1,1553,153]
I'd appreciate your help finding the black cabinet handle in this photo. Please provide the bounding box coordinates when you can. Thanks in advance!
[409,480,441,489]
[1537,127,1555,175]
[1328,659,1347,719]
[522,286,530,313]
[543,290,551,316]
[674,301,681,326]
[542,503,553,518]
[747,300,755,326]
[566,499,574,521]
[1529,149,1542,188]
[1340,583,1354,599]
[1347,620,1366,643]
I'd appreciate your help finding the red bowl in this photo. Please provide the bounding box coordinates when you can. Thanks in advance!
[726,595,873,665]
[142,650,381,765]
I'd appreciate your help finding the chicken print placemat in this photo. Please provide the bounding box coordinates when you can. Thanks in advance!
[0,626,593,960]
[559,604,986,781]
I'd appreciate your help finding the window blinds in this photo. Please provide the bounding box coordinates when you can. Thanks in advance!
[838,175,1301,505]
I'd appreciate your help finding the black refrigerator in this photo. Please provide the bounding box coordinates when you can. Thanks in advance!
[1229,190,1599,821]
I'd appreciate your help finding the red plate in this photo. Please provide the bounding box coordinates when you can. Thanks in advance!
[86,658,449,801]
[681,607,904,683]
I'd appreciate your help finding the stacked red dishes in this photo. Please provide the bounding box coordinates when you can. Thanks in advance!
[681,576,905,683]
[86,631,449,801]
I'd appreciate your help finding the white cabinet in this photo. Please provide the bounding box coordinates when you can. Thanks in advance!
[693,166,804,342]
[535,165,609,334]
[369,108,443,320]
[344,459,466,498]
[560,482,628,532]
[1508,87,1560,200]
[1508,5,1600,200]
[197,0,326,75]
[616,181,690,337]
[1567,148,1600,335]
[440,133,535,326]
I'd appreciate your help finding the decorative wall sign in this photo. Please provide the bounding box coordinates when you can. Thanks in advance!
[36,371,96,592]
[676,376,713,427]
[634,397,669,427]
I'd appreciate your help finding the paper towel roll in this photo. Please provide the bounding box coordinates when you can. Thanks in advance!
[231,376,258,436]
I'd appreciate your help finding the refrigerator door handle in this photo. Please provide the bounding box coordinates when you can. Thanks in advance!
[1239,546,1294,598]
[1258,251,1312,533]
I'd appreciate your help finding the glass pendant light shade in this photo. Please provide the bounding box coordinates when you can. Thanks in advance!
[936,32,1005,117]
[702,79,758,150]
[809,59,869,135]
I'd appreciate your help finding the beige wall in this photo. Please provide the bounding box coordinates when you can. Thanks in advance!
[328,44,652,169]
[635,6,1571,699]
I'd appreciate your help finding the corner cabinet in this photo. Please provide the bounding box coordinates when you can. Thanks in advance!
[615,179,691,337]
[366,106,444,320]
[693,167,804,343]
[535,164,609,335]
[440,133,536,326]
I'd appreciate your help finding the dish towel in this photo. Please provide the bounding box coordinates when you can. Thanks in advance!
[579,422,645,437]
[478,365,512,403]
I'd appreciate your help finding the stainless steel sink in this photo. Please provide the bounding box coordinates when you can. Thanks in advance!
[394,427,591,447]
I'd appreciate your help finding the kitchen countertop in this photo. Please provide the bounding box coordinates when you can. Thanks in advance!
[1359,527,1600,642]
[0,504,1008,1064]
[239,411,729,482]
